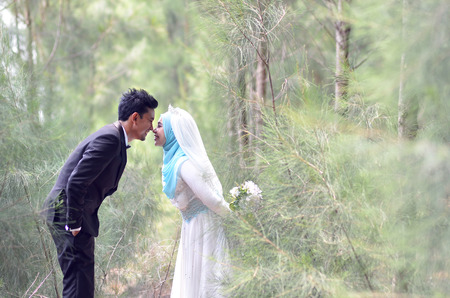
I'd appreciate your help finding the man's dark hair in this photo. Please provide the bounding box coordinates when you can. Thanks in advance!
[118,88,158,121]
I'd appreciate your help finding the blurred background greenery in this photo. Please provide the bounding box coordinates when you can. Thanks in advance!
[0,0,448,297]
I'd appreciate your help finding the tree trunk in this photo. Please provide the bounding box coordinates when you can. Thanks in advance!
[398,0,418,139]
[14,1,22,56]
[334,0,351,112]
[398,57,408,138]
[24,0,38,120]
[237,58,248,167]
[254,37,267,140]
[25,0,34,75]
[227,53,249,167]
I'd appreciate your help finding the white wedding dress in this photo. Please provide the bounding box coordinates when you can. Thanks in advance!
[170,160,230,298]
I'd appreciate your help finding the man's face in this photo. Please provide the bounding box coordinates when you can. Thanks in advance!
[131,109,155,141]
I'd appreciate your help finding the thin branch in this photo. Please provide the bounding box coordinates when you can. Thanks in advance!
[250,124,324,177]
[43,0,63,71]
[217,0,263,65]
[341,226,374,291]
[302,0,335,40]
[266,52,277,118]
[266,7,286,36]
[29,269,54,298]
[0,196,26,213]
[255,0,278,118]
[218,0,280,117]
[237,212,293,261]
[158,226,180,298]
[24,272,39,297]
[21,175,60,298]
[103,67,129,85]
[53,18,116,61]
[274,78,287,101]
[352,55,368,70]
[250,123,372,291]
[102,210,137,283]
[0,162,9,199]
[312,130,374,292]
[1,48,21,109]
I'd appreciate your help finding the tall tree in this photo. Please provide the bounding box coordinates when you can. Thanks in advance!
[398,0,418,139]
[24,0,38,120]
[202,0,286,169]
[227,51,249,167]
[327,0,352,112]
[254,9,268,142]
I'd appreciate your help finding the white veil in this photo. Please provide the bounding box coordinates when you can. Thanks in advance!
[169,106,223,197]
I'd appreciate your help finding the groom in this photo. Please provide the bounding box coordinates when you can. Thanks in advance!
[42,88,158,297]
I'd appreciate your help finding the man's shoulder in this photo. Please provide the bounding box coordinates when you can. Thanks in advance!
[91,123,121,138]
[78,123,121,149]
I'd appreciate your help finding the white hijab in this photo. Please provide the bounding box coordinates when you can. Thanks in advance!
[169,106,223,197]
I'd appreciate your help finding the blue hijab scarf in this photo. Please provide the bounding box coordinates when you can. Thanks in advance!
[161,112,188,199]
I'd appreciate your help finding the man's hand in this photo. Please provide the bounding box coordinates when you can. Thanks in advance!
[65,225,81,236]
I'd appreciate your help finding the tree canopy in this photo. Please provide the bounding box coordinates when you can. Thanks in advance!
[0,0,449,296]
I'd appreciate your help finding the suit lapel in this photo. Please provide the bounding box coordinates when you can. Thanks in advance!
[113,121,127,187]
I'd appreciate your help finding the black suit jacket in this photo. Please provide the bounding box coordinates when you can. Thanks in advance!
[43,121,127,237]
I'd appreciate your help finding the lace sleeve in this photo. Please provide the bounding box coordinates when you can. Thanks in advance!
[179,160,231,217]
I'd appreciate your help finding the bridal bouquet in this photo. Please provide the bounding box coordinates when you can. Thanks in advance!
[229,181,263,212]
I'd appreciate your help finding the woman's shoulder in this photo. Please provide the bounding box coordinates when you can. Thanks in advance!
[179,159,196,174]
[179,160,203,186]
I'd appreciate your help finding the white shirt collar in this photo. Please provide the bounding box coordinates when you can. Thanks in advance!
[121,125,129,147]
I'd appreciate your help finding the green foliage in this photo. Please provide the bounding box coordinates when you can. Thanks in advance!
[199,1,449,295]
[1,0,449,296]
[0,2,173,294]
[222,103,449,296]
[0,24,66,296]
[351,0,450,140]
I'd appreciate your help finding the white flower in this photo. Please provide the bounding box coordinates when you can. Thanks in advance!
[229,180,263,212]
[243,181,262,196]
[230,186,240,198]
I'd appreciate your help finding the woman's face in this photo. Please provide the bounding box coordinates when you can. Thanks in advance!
[153,118,166,147]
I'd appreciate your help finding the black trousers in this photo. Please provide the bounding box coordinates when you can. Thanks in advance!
[50,225,95,298]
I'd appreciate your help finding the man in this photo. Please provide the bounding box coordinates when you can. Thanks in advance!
[42,88,158,297]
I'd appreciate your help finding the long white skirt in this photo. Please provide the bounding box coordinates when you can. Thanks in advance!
[171,210,229,298]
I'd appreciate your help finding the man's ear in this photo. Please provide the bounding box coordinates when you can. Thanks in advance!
[130,112,139,123]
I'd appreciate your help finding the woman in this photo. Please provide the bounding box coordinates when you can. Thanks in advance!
[153,106,231,297]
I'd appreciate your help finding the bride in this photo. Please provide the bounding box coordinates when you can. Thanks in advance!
[153,106,231,297]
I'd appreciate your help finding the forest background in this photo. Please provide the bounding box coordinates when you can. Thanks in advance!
[0,0,449,297]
